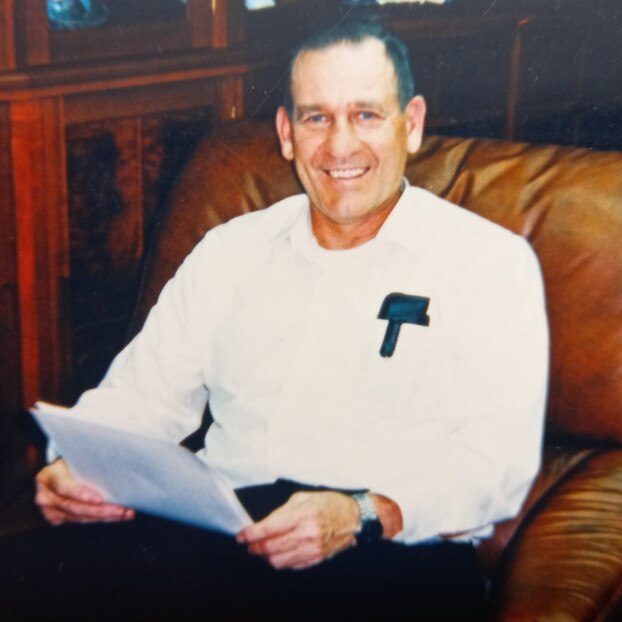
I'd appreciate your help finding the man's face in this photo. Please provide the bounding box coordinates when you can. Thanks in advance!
[276,38,426,244]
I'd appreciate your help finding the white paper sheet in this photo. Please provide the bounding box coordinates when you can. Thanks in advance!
[30,401,252,535]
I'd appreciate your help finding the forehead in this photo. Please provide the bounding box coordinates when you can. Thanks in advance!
[290,38,399,108]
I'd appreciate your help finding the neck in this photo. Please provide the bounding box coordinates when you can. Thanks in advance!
[311,193,401,250]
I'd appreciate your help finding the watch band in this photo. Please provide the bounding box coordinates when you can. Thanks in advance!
[352,492,383,544]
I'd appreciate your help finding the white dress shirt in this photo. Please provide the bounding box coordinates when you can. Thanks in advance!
[72,185,549,544]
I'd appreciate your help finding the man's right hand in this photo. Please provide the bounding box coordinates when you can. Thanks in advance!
[35,459,135,525]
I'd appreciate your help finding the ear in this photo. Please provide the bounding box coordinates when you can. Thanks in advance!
[275,106,295,161]
[404,95,427,154]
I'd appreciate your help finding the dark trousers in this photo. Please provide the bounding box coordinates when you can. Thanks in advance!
[0,486,487,621]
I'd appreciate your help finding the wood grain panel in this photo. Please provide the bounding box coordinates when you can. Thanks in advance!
[50,21,193,64]
[11,97,68,407]
[66,119,142,393]
[217,75,245,121]
[187,0,212,48]
[20,0,50,66]
[0,102,22,420]
[211,0,246,49]
[0,0,16,71]
[66,109,213,396]
[64,79,218,125]
[141,107,213,229]
[0,103,16,288]
[66,119,143,320]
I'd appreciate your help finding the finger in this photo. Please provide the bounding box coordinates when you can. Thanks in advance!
[270,528,358,568]
[56,496,133,522]
[247,529,302,556]
[43,471,103,505]
[36,478,133,523]
[71,508,135,524]
[265,540,324,570]
[238,509,300,544]
[43,506,134,526]
[35,460,133,523]
[249,510,335,554]
[54,480,103,505]
[36,461,103,505]
[41,507,69,525]
[35,478,94,510]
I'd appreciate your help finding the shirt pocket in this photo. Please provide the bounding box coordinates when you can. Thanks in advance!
[358,302,449,427]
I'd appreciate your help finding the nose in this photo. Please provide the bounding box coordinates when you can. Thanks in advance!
[326,117,360,159]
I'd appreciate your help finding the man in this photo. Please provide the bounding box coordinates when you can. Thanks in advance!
[2,20,548,619]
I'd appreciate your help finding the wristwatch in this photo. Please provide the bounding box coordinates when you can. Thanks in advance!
[352,492,383,544]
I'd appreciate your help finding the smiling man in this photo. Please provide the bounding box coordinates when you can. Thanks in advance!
[2,20,548,621]
[276,35,426,249]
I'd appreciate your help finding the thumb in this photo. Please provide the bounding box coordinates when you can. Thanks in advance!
[237,505,299,543]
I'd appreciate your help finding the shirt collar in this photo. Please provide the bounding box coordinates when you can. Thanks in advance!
[287,178,423,258]
[372,178,418,249]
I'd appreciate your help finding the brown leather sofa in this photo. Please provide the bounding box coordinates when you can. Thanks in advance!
[131,119,622,621]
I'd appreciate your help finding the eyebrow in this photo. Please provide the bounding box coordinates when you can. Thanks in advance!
[294,105,323,119]
[294,101,386,119]
[352,101,385,110]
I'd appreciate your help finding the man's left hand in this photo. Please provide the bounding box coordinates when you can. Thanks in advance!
[236,491,359,570]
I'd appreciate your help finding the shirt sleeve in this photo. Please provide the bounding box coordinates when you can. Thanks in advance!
[69,229,226,443]
[385,237,549,544]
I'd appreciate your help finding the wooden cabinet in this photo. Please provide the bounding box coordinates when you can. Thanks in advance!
[6,0,245,69]
[0,1,249,428]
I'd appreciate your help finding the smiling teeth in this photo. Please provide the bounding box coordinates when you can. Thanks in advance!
[329,168,365,179]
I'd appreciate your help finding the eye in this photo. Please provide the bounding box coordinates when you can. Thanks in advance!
[358,111,376,120]
[303,113,328,125]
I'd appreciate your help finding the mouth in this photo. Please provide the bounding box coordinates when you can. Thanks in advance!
[325,167,368,180]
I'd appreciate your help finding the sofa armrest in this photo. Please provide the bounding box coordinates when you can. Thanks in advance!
[490,448,622,621]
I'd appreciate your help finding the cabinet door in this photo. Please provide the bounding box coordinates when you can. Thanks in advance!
[66,105,214,398]
[15,0,245,66]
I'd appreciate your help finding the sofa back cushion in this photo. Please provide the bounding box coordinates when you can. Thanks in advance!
[133,120,622,444]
